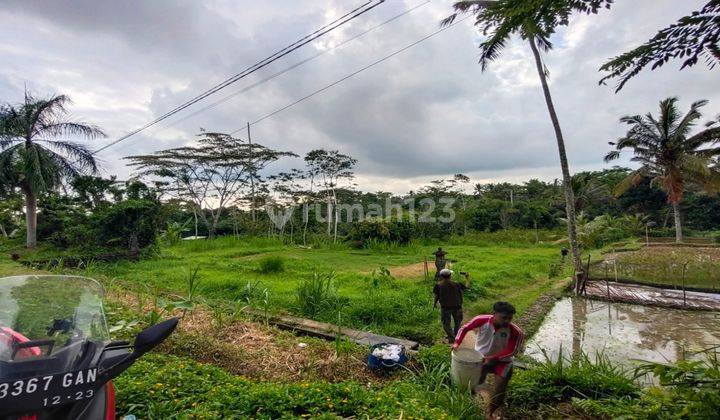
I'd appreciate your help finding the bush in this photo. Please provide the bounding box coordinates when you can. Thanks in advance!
[93,199,160,253]
[347,218,415,248]
[296,272,339,318]
[257,255,285,274]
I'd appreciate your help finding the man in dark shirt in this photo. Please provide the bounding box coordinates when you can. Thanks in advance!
[433,268,470,343]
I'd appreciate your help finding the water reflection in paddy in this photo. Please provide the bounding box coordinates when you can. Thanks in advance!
[526,297,720,367]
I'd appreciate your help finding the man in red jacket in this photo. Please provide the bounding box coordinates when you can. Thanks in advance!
[452,301,523,418]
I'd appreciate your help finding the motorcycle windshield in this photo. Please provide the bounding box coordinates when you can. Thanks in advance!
[0,275,109,375]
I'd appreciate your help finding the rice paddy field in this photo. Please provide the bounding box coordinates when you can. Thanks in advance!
[593,246,720,292]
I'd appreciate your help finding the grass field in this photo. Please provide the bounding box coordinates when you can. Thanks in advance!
[2,234,566,344]
[91,237,564,342]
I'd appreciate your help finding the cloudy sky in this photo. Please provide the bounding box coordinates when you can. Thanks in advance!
[1,0,717,194]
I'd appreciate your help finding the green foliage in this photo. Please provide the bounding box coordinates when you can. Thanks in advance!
[409,361,481,419]
[506,350,639,416]
[445,229,562,247]
[257,255,285,274]
[577,214,644,248]
[160,220,190,245]
[600,1,720,91]
[347,218,415,248]
[416,344,452,371]
[115,353,460,419]
[369,266,396,288]
[93,199,160,252]
[295,272,340,318]
[571,350,720,419]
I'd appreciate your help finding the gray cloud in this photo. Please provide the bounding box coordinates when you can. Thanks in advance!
[0,0,716,193]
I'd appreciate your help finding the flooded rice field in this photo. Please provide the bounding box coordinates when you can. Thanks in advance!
[526,297,720,367]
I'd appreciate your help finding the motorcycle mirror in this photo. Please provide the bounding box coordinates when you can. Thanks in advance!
[133,317,179,355]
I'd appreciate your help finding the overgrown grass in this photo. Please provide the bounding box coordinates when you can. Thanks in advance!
[257,255,285,274]
[296,271,340,318]
[506,350,639,418]
[2,234,563,343]
[507,348,720,419]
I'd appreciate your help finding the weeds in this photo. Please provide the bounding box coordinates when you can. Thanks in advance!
[296,271,339,318]
[506,349,639,417]
[257,255,285,274]
[409,359,481,419]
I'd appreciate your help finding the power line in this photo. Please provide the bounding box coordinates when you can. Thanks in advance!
[230,15,470,134]
[93,0,385,155]
[136,0,432,141]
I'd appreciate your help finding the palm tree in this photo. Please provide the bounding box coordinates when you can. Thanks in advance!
[441,1,611,282]
[605,97,720,243]
[0,91,105,248]
[571,172,610,214]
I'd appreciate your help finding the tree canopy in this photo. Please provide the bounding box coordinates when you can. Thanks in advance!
[600,1,720,92]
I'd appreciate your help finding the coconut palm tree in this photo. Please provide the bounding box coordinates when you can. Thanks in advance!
[605,97,720,243]
[571,172,611,214]
[0,91,105,248]
[441,0,612,282]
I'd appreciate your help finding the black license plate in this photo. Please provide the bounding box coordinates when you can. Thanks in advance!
[0,368,100,415]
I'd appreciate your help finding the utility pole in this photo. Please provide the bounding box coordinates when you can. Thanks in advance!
[247,122,256,224]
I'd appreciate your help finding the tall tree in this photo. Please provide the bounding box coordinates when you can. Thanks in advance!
[600,1,720,92]
[605,97,720,242]
[0,92,105,248]
[127,131,294,238]
[304,149,356,243]
[442,0,612,281]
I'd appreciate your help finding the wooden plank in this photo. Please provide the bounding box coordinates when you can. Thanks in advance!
[243,309,419,349]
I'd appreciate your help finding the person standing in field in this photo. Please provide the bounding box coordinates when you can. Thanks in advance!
[452,302,523,419]
[433,247,447,279]
[433,268,470,343]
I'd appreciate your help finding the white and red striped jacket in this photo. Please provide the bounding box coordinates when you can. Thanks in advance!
[454,315,524,362]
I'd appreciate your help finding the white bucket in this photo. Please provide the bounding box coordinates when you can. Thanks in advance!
[451,348,484,391]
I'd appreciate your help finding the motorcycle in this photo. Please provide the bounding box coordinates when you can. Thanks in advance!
[0,275,178,419]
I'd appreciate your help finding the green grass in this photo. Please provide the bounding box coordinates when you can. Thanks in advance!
[1,235,564,344]
[591,246,720,291]
[115,353,481,419]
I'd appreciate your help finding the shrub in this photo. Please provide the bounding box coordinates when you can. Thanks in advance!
[347,218,415,248]
[93,199,160,253]
[296,272,339,318]
[257,255,285,274]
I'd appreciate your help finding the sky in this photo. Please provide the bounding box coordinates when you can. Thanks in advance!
[1,0,717,194]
